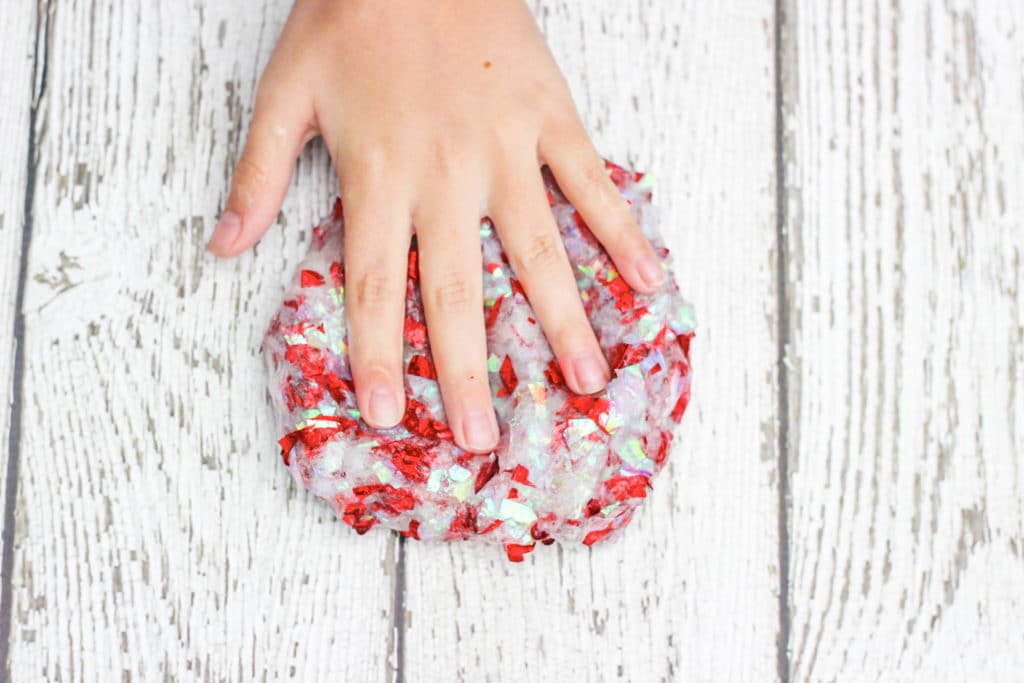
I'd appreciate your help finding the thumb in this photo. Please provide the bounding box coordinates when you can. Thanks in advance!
[209,89,314,257]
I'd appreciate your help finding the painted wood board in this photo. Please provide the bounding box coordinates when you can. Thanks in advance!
[6,1,397,680]
[402,2,784,681]
[782,1,1024,679]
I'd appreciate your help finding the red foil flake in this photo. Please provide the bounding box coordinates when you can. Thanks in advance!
[375,441,434,483]
[370,485,417,515]
[497,356,518,397]
[605,275,636,313]
[285,344,327,377]
[478,519,503,535]
[608,342,649,370]
[312,225,328,250]
[448,505,478,538]
[279,418,358,465]
[510,464,534,487]
[402,398,452,441]
[331,196,343,219]
[407,355,437,380]
[401,519,421,540]
[670,380,690,423]
[485,294,505,329]
[504,542,535,562]
[557,394,612,432]
[604,475,650,501]
[509,278,527,298]
[678,332,694,358]
[329,262,344,288]
[474,457,499,493]
[284,380,323,411]
[582,526,614,546]
[404,316,427,349]
[342,501,376,535]
[300,269,326,288]
[407,249,419,281]
[544,359,565,388]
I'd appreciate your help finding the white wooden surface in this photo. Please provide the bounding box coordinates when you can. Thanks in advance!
[783,1,1024,680]
[0,1,39,593]
[402,2,782,682]
[6,2,396,680]
[2,0,1022,681]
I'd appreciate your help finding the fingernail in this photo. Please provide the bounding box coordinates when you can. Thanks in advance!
[368,388,402,427]
[462,410,497,451]
[573,355,609,394]
[208,210,241,255]
[637,255,665,290]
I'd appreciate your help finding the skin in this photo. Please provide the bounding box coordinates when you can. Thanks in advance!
[208,0,664,454]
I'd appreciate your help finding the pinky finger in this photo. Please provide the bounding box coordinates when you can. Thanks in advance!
[540,124,664,293]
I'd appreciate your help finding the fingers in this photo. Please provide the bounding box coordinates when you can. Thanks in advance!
[490,164,610,395]
[342,191,414,429]
[208,85,315,257]
[539,122,664,293]
[415,199,499,454]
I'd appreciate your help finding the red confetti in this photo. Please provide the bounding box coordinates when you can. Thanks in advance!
[474,457,499,493]
[407,249,419,281]
[404,316,427,349]
[670,379,690,423]
[329,261,344,288]
[504,542,535,562]
[407,355,437,380]
[604,475,650,501]
[402,398,453,441]
[300,269,326,287]
[497,356,518,397]
[544,359,565,388]
[510,464,534,487]
[582,526,614,546]
[448,505,478,538]
[485,294,505,329]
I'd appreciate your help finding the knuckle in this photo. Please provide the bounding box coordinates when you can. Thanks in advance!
[431,271,473,311]
[233,155,271,194]
[579,161,610,188]
[512,230,562,276]
[352,270,395,308]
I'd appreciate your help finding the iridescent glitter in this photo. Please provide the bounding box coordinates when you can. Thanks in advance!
[264,160,695,562]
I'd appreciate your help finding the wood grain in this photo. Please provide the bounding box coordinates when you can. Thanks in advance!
[402,2,783,681]
[783,1,1024,679]
[0,0,39,598]
[7,2,397,680]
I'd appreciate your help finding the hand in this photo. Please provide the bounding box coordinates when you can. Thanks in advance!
[208,0,665,454]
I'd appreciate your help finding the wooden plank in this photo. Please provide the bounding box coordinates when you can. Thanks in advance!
[0,1,38,599]
[783,1,1024,679]
[403,2,783,681]
[7,1,397,679]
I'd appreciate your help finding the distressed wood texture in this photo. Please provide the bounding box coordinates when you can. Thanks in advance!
[0,1,38,580]
[403,2,782,681]
[7,2,397,680]
[783,1,1024,680]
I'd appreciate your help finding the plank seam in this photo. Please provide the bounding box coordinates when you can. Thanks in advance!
[392,535,406,683]
[773,1,792,682]
[0,2,51,678]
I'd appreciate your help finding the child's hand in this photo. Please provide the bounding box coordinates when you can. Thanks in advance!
[209,0,664,454]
